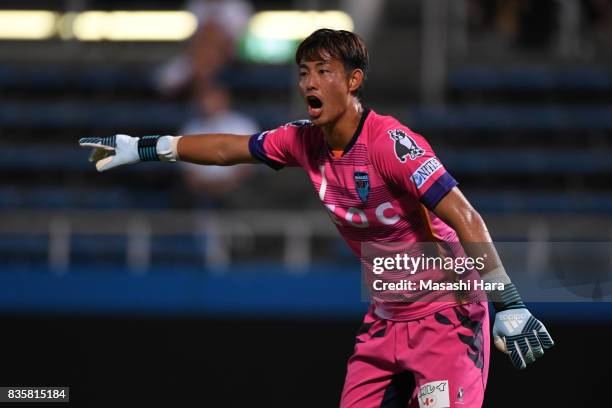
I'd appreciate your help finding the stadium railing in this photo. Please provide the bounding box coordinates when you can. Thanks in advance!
[1,188,611,213]
[0,210,610,274]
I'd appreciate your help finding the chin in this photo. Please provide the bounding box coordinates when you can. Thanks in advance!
[310,114,330,127]
[309,117,323,126]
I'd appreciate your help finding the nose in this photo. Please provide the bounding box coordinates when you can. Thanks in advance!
[304,73,318,91]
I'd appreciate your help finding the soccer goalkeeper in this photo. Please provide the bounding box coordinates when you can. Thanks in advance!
[80,29,553,408]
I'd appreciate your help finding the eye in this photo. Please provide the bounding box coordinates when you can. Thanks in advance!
[319,69,329,74]
[299,71,307,77]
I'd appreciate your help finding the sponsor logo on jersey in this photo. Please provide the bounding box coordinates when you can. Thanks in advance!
[354,171,369,203]
[412,158,442,188]
[418,380,450,408]
[388,129,425,162]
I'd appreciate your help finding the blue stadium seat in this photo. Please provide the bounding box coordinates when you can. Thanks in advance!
[449,66,612,92]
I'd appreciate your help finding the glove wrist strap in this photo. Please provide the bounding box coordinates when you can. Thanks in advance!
[492,282,525,313]
[138,135,161,161]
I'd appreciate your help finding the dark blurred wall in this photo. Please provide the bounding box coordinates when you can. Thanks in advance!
[1,315,610,407]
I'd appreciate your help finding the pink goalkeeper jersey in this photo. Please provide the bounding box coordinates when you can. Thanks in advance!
[249,109,461,320]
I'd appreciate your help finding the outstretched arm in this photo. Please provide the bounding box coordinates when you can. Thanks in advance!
[177,134,258,166]
[79,133,258,172]
[433,187,555,369]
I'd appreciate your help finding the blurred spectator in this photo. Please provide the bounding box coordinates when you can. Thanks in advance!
[467,0,559,50]
[466,0,493,30]
[494,0,521,40]
[514,0,559,49]
[179,84,259,208]
[155,0,253,95]
[582,0,612,55]
[583,0,612,30]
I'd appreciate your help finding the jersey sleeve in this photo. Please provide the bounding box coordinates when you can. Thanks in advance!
[371,126,458,210]
[248,121,308,170]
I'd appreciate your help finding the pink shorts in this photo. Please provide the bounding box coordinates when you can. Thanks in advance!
[340,302,490,408]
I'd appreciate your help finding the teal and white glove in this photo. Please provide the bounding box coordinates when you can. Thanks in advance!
[79,134,179,172]
[492,283,554,369]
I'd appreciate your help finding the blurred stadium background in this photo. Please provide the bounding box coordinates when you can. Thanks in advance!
[0,0,611,406]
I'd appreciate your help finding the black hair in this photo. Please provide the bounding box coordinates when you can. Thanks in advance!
[296,28,369,98]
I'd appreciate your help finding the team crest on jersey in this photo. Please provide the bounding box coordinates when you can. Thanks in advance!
[354,172,369,203]
[388,129,425,162]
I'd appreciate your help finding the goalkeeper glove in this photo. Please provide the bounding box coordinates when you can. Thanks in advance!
[78,134,180,172]
[492,283,554,369]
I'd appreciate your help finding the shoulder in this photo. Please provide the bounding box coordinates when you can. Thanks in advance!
[259,119,325,159]
[269,119,315,136]
[270,119,322,146]
[366,110,430,163]
[250,119,321,169]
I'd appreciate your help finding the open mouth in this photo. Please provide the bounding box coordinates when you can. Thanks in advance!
[306,96,323,118]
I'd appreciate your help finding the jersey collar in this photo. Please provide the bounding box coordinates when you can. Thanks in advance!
[327,108,371,158]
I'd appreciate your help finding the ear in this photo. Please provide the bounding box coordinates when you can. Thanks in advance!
[348,69,364,94]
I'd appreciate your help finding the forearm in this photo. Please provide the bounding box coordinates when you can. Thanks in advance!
[458,211,555,367]
[176,133,257,166]
[451,210,526,309]
[433,188,523,308]
[79,132,259,172]
[450,208,507,281]
[434,190,503,276]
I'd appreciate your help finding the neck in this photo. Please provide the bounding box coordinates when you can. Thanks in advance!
[322,100,363,151]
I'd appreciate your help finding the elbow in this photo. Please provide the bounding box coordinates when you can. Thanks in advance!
[216,152,238,166]
[464,207,491,239]
[464,206,486,230]
[444,201,485,231]
[215,138,241,166]
[214,145,231,166]
[215,153,229,166]
[465,206,482,225]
